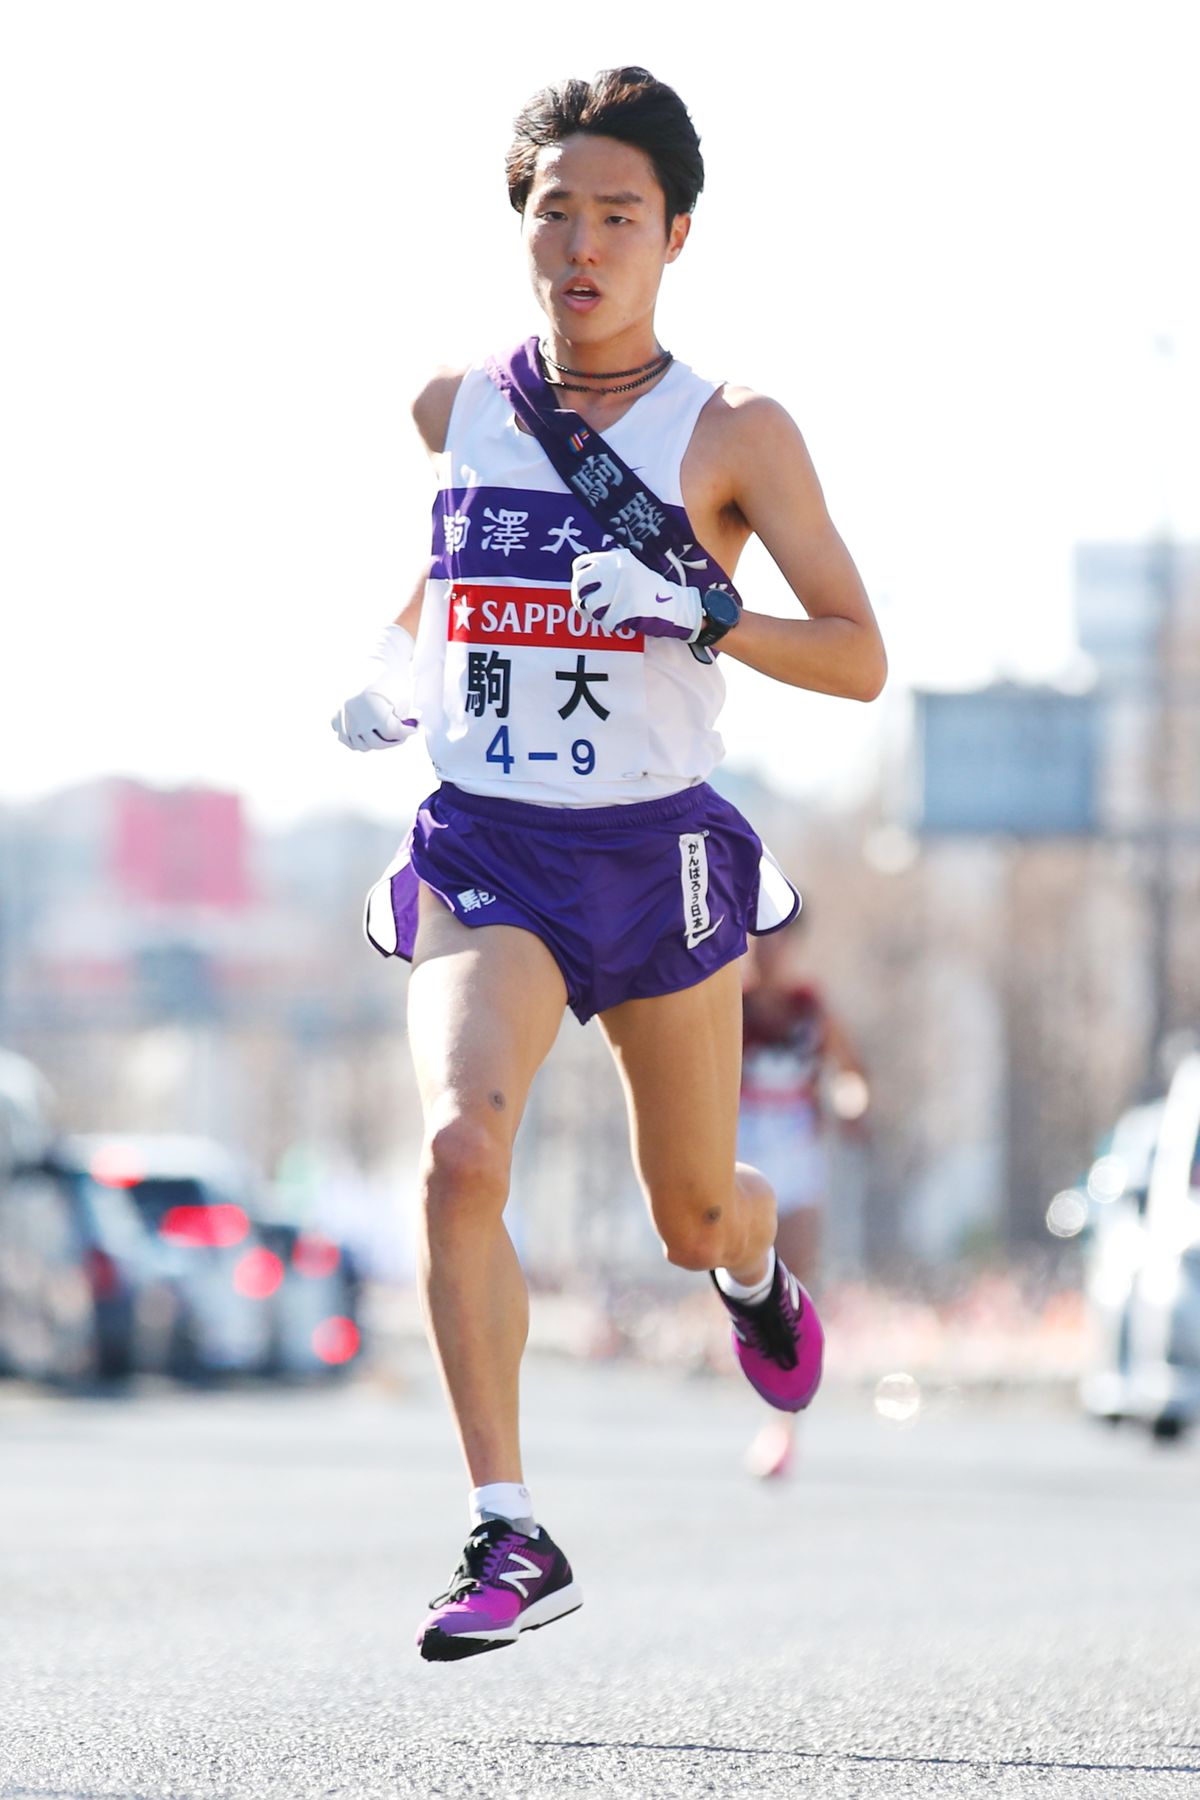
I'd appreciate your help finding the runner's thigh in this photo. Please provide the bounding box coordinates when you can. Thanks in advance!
[408,884,568,1148]
[599,958,744,1211]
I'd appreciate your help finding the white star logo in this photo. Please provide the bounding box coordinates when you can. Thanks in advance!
[453,595,475,631]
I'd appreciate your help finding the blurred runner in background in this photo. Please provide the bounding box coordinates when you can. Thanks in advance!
[739,911,869,1479]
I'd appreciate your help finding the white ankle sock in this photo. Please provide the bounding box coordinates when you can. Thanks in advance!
[469,1482,536,1534]
[715,1248,776,1306]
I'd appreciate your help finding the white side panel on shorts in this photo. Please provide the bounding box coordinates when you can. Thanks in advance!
[755,845,802,933]
[362,845,409,956]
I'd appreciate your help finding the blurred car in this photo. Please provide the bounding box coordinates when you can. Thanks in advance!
[1080,1062,1200,1440]
[254,1218,364,1378]
[49,1160,181,1379]
[0,1164,98,1384]
[62,1135,277,1379]
[0,1047,56,1180]
[1078,1099,1162,1426]
[0,1049,97,1385]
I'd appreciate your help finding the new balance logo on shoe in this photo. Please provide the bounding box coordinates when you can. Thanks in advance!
[497,1552,542,1598]
[417,1519,581,1662]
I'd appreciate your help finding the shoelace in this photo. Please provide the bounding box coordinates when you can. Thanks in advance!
[733,1281,800,1371]
[429,1522,517,1606]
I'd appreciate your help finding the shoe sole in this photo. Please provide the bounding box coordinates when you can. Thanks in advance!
[418,1581,583,1663]
[742,1373,821,1413]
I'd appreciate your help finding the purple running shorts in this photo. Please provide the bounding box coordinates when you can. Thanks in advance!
[364,782,800,1025]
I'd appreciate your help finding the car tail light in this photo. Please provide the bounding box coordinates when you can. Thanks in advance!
[160,1203,250,1249]
[312,1316,360,1365]
[90,1148,145,1189]
[86,1248,120,1301]
[233,1246,285,1300]
[292,1233,340,1280]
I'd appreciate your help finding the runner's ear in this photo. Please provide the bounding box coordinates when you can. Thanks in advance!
[666,212,691,262]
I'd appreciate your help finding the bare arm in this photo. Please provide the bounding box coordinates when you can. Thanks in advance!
[412,366,466,458]
[716,393,887,702]
[823,1012,866,1081]
[334,368,472,750]
[823,1010,870,1123]
[394,367,469,633]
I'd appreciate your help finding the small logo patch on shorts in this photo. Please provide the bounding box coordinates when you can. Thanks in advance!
[678,831,724,950]
[457,888,496,912]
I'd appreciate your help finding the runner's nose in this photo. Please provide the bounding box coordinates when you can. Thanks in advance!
[566,221,600,264]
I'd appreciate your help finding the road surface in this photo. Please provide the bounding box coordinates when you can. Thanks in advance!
[1,1353,1197,1798]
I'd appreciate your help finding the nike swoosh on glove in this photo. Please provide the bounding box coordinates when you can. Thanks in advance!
[570,547,703,642]
[332,624,419,751]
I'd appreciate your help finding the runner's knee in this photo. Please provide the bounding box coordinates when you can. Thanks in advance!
[421,1115,511,1220]
[652,1163,772,1269]
[655,1194,734,1272]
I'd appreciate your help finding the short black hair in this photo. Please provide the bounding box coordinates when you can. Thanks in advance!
[506,67,704,226]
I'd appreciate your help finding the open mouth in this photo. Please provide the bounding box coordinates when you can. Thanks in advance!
[561,281,601,307]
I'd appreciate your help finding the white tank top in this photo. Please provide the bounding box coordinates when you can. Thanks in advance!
[412,358,728,804]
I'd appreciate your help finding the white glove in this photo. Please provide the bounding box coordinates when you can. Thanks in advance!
[570,547,703,642]
[331,624,418,751]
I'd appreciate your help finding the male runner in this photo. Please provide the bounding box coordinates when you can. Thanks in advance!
[738,913,870,1479]
[333,67,886,1662]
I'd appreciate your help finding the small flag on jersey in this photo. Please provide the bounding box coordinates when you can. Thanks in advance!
[569,428,591,453]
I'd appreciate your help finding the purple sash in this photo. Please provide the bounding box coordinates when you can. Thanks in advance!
[485,337,742,664]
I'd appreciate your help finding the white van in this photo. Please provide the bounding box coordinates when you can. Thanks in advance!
[1081,1057,1200,1439]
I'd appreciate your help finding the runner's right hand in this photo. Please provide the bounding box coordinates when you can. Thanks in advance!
[331,624,419,751]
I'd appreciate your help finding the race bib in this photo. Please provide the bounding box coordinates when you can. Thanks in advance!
[437,583,649,786]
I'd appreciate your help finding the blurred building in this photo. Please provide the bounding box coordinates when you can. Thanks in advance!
[2,779,255,1021]
[0,781,409,1207]
[884,540,1200,1261]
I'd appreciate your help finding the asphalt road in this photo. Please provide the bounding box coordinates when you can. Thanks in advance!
[1,1352,1198,1800]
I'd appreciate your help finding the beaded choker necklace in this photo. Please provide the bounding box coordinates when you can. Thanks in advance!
[538,344,673,396]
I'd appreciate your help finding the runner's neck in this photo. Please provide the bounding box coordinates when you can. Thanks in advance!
[538,328,674,430]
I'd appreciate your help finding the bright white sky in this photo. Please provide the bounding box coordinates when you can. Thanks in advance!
[2,0,1198,827]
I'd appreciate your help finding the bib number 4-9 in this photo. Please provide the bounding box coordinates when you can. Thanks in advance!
[486,725,594,777]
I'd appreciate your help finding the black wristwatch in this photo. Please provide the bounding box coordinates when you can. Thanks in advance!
[689,587,741,664]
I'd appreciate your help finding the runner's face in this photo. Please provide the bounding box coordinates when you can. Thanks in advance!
[523,134,690,351]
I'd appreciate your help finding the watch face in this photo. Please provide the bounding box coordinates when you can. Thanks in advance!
[702,588,740,631]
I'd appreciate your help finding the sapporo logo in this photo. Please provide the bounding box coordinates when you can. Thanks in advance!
[448,586,642,652]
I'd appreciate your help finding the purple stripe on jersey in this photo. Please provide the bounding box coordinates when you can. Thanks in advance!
[432,487,712,588]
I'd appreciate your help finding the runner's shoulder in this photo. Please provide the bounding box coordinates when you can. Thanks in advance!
[694,384,810,488]
[698,383,805,451]
[411,366,469,455]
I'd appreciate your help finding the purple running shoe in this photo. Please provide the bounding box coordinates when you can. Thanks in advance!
[711,1258,824,1412]
[417,1518,581,1662]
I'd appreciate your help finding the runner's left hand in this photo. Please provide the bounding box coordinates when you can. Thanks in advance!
[570,548,702,641]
